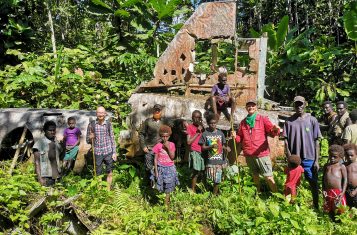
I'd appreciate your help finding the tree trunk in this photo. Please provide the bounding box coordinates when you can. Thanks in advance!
[45,1,57,58]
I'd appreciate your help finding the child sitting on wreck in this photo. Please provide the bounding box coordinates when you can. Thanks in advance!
[344,143,357,208]
[323,145,347,220]
[284,155,304,203]
[210,66,236,121]
[63,116,81,172]
[153,125,179,207]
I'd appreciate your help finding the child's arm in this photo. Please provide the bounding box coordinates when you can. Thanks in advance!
[154,153,158,179]
[322,165,327,192]
[164,141,175,160]
[187,126,203,145]
[74,128,82,146]
[340,165,348,199]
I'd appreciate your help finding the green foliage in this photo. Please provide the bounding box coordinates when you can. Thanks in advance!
[1,161,357,234]
[343,2,357,41]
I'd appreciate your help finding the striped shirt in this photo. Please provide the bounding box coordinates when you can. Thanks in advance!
[86,120,116,156]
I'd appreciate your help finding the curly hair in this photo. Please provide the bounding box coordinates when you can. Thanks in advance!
[288,155,301,168]
[67,116,76,122]
[343,143,357,153]
[43,120,56,131]
[336,101,347,108]
[159,125,172,136]
[205,113,217,124]
[328,144,344,158]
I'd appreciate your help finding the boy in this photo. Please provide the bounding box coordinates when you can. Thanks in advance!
[323,145,347,219]
[63,116,82,172]
[284,155,304,203]
[342,109,357,145]
[33,121,63,186]
[344,143,357,208]
[187,110,205,192]
[210,66,235,121]
[199,114,230,195]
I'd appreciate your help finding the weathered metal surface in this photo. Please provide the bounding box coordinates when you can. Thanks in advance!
[139,1,267,106]
[141,2,237,87]
[0,108,102,173]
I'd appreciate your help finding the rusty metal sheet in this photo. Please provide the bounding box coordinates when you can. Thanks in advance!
[144,1,236,88]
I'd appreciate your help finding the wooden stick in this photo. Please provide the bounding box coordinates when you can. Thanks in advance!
[230,119,242,194]
[92,138,96,177]
[9,126,28,175]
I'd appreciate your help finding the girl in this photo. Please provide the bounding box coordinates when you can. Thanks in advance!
[153,125,179,206]
[63,116,81,172]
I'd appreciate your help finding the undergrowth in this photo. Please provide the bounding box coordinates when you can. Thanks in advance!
[1,160,357,234]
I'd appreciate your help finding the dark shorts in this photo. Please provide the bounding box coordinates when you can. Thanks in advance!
[145,151,155,171]
[346,185,357,208]
[95,152,114,175]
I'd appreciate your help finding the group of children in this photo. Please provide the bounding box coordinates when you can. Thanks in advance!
[151,111,230,206]
[284,143,357,219]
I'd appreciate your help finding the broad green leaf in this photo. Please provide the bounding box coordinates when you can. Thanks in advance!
[343,2,357,41]
[276,15,289,48]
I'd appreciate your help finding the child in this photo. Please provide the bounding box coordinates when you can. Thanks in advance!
[187,110,205,192]
[323,145,347,220]
[199,114,230,195]
[344,143,357,208]
[284,155,304,203]
[63,117,81,172]
[153,125,179,206]
[210,66,236,121]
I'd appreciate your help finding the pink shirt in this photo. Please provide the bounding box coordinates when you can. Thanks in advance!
[187,124,202,152]
[152,142,176,166]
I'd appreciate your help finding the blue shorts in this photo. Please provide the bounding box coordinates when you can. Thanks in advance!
[301,159,317,182]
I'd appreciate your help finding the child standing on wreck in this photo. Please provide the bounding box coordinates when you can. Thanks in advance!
[323,145,347,220]
[153,125,179,207]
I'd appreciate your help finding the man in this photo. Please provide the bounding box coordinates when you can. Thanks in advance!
[321,101,337,143]
[283,96,322,209]
[232,99,280,193]
[342,109,357,145]
[332,101,352,144]
[86,106,117,190]
[33,121,63,186]
[139,104,166,184]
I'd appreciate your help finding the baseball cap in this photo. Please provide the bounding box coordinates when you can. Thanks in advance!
[246,99,257,105]
[293,96,306,103]
[153,104,163,110]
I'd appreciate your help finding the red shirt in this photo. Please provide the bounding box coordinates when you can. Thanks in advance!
[235,114,280,157]
[284,165,304,195]
[187,124,202,152]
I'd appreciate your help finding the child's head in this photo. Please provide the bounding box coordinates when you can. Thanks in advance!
[67,116,76,129]
[159,125,172,142]
[328,145,344,164]
[343,143,357,163]
[192,110,202,126]
[288,155,301,168]
[43,120,56,140]
[218,66,227,84]
[206,114,217,130]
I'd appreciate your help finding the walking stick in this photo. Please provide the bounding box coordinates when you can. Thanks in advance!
[90,122,96,177]
[230,118,241,194]
[92,138,96,177]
